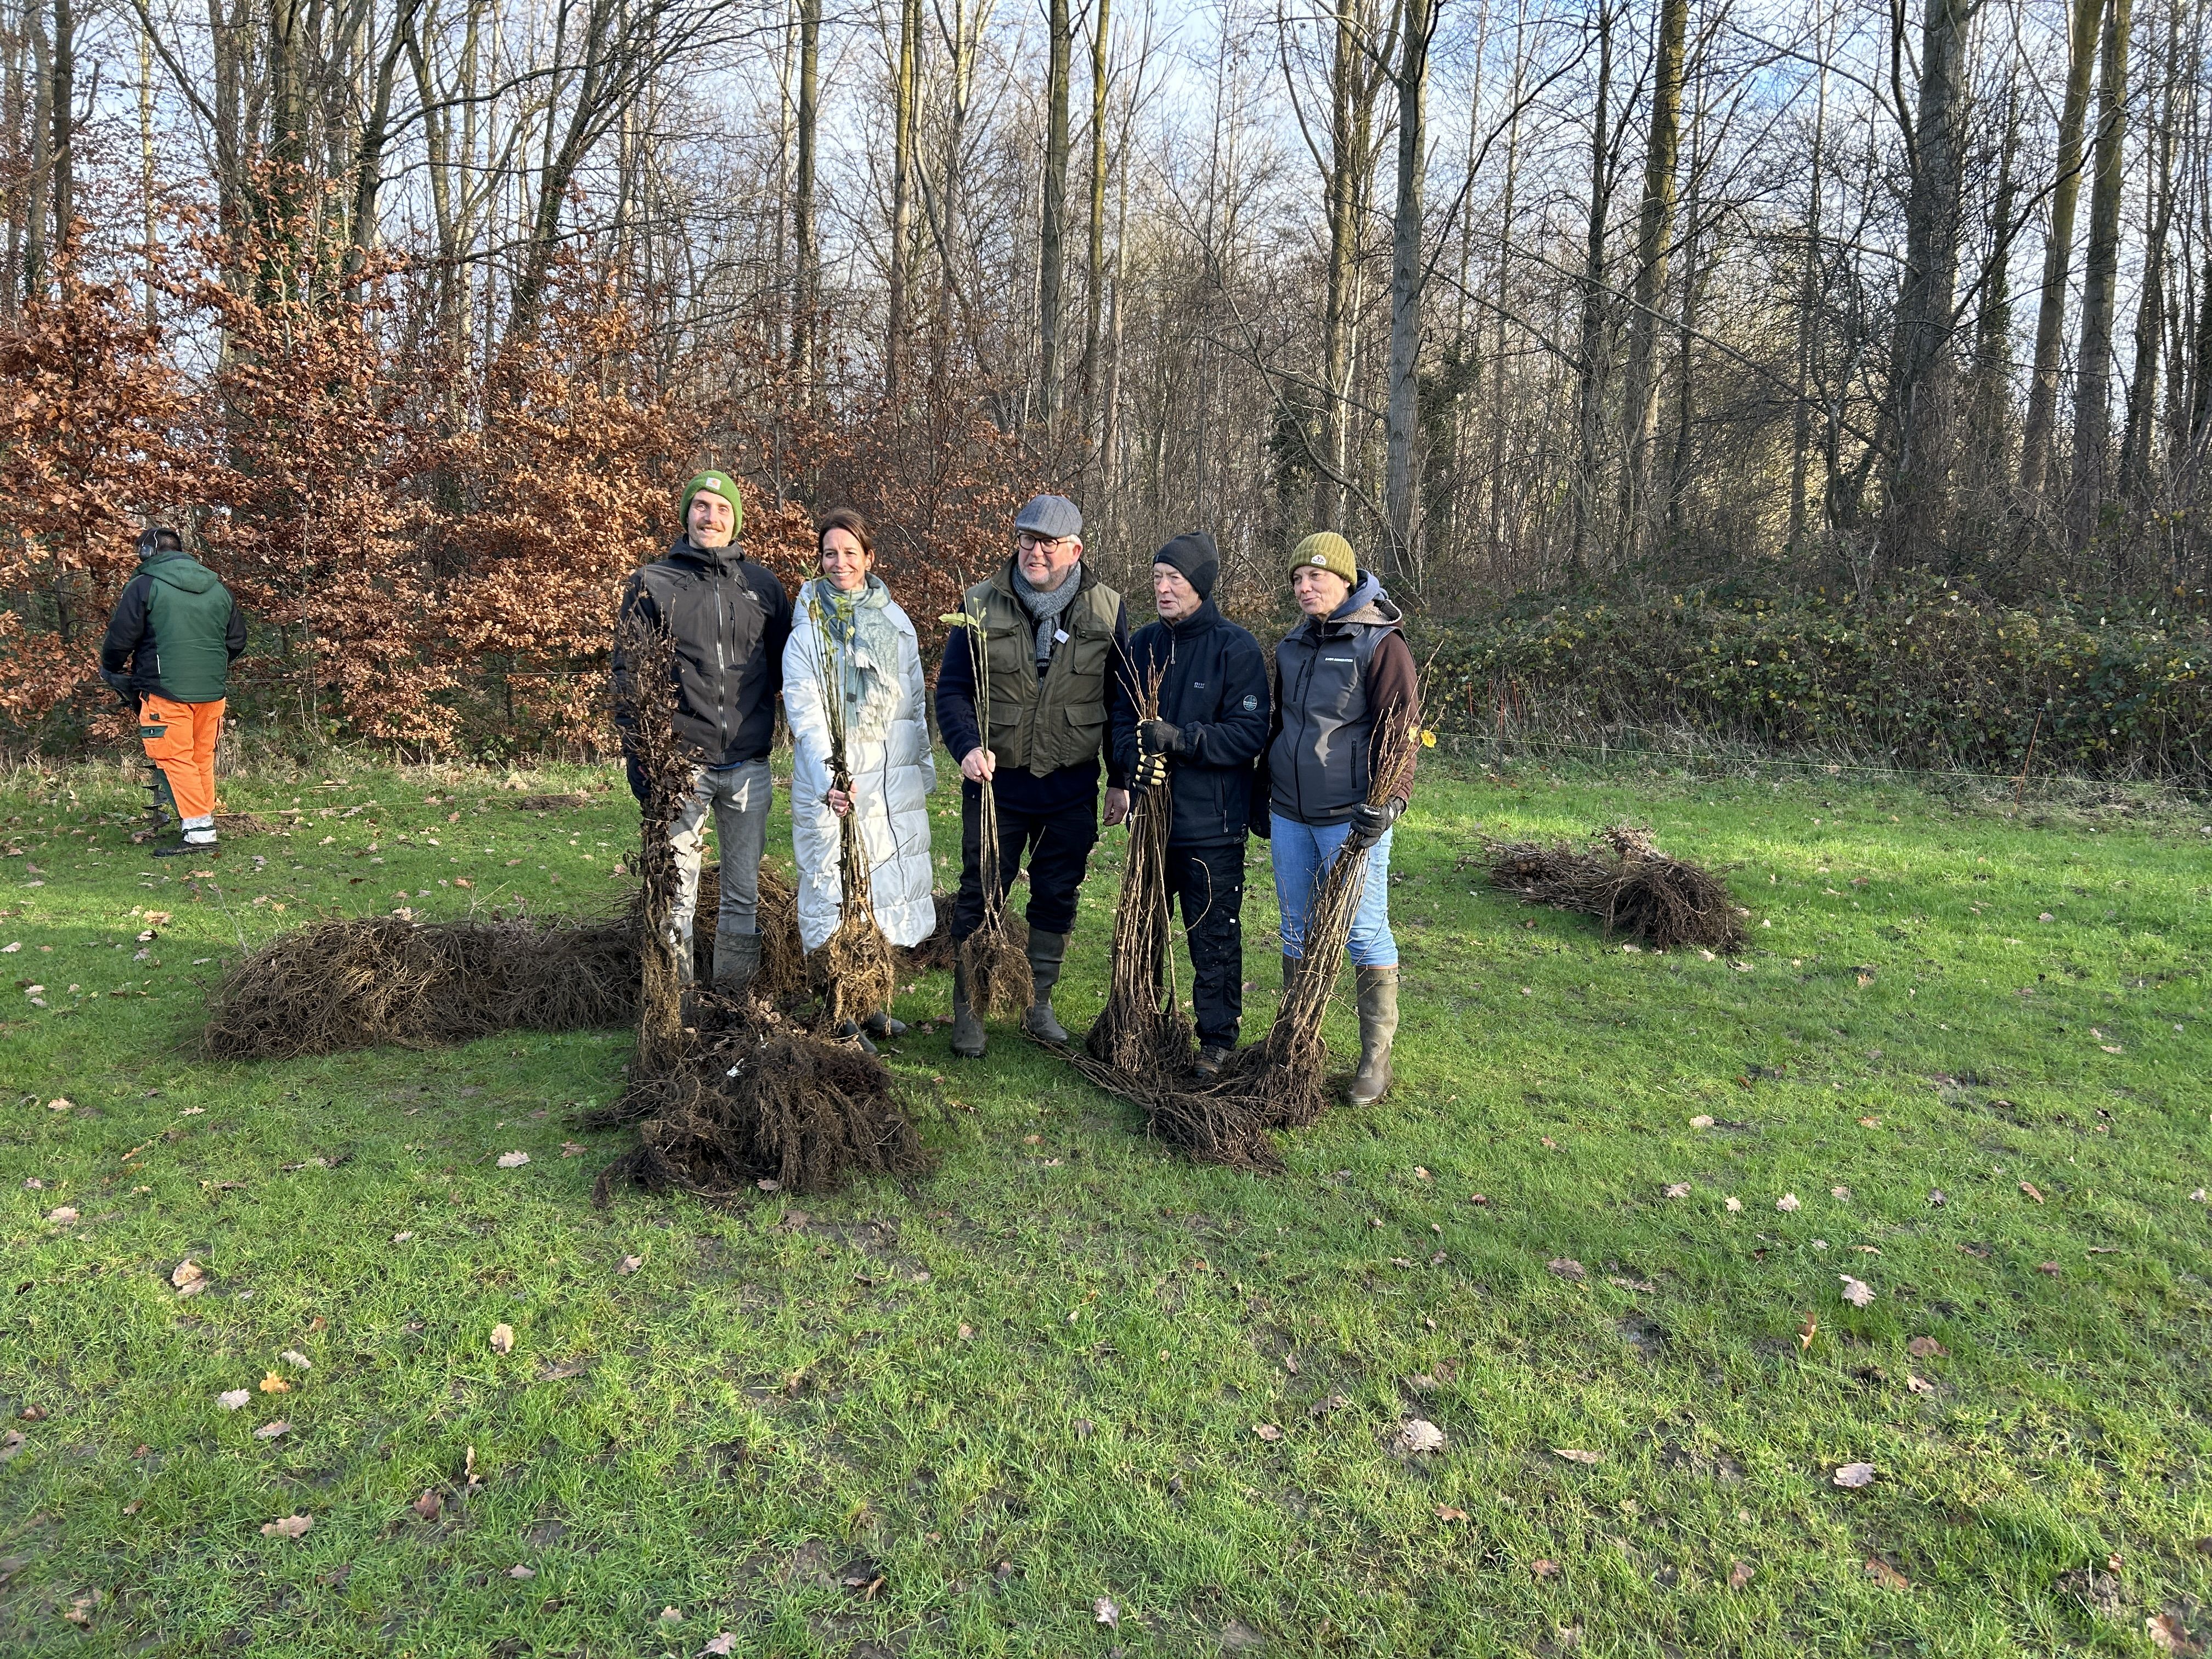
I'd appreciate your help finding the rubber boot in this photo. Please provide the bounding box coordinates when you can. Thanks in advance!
[1281,952,1301,991]
[1346,966,1400,1105]
[861,1011,908,1041]
[1023,929,1070,1043]
[834,1018,879,1056]
[950,956,986,1058]
[712,929,760,992]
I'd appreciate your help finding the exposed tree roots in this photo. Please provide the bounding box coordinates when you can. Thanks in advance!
[1480,825,1746,951]
[590,994,927,1199]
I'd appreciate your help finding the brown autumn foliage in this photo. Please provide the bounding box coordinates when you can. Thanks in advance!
[0,201,1043,758]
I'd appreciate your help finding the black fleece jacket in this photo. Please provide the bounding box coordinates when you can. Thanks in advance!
[613,535,793,774]
[1113,600,1271,845]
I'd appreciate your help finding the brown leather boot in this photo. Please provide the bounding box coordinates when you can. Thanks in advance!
[1346,966,1399,1104]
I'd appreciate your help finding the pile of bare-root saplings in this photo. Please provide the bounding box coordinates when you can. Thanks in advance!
[588,617,929,1200]
[1476,825,1746,952]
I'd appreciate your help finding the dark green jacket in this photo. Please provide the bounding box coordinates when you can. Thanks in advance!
[100,550,246,704]
[934,561,1132,781]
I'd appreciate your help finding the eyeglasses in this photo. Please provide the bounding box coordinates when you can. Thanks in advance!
[1016,533,1074,552]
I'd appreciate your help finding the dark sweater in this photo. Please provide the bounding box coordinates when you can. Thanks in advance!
[1113,600,1271,845]
[612,535,793,769]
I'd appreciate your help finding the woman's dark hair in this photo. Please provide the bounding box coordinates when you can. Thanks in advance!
[816,508,873,558]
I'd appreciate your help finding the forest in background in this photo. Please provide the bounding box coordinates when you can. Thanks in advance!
[0,0,2207,776]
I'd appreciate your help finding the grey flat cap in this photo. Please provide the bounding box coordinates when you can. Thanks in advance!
[1014,493,1083,539]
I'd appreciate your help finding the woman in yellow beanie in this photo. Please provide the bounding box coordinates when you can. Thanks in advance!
[1258,531,1417,1104]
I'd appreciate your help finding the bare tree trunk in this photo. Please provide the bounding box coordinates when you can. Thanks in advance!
[793,0,820,386]
[1881,0,1971,567]
[2021,0,2107,496]
[2070,0,2132,544]
[887,0,918,398]
[1039,0,1072,427]
[1616,0,1687,560]
[1568,0,1616,571]
[1383,0,1437,585]
[1314,0,1380,533]
[1786,10,1830,553]
[49,0,71,253]
[24,6,49,300]
[138,20,157,320]
[2121,0,2177,504]
[1079,0,1110,447]
[1963,73,2022,501]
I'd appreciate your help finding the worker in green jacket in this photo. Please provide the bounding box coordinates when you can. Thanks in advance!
[99,527,247,856]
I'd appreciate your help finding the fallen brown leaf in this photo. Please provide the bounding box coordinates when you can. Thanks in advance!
[258,1373,291,1393]
[1906,1335,1946,1358]
[1728,1560,1754,1589]
[1252,1423,1283,1442]
[1531,1559,1561,1578]
[1552,1448,1601,1464]
[1392,1418,1446,1455]
[2020,1181,2045,1203]
[253,1420,289,1440]
[1832,1462,1876,1488]
[1863,1557,1909,1590]
[413,1489,442,1520]
[261,1514,312,1538]
[489,1323,515,1355]
[1436,1505,1469,1522]
[1547,1257,1586,1280]
[1093,1596,1119,1628]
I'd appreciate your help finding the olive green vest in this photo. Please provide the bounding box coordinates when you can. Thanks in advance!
[963,563,1122,777]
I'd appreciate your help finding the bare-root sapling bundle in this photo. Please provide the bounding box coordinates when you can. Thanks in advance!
[615,613,695,1071]
[1082,663,1193,1078]
[204,911,637,1059]
[1481,825,1745,951]
[1211,693,1427,1128]
[804,589,898,1031]
[592,996,927,1198]
[940,606,1031,1015]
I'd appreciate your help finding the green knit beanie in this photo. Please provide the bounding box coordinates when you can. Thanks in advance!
[680,471,743,534]
[1289,531,1357,586]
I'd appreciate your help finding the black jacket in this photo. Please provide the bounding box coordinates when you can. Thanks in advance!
[613,535,793,774]
[1113,600,1271,846]
[99,551,247,705]
[1263,569,1417,827]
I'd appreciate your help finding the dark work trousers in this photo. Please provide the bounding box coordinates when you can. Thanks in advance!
[1167,839,1247,1050]
[952,777,1099,941]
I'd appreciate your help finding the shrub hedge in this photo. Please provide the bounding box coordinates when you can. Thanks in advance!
[1426,582,2209,783]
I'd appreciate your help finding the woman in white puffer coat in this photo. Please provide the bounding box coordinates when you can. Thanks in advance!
[782,509,936,1039]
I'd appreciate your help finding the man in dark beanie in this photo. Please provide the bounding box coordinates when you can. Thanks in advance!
[1113,531,1270,1076]
[612,470,793,991]
[935,492,1134,1058]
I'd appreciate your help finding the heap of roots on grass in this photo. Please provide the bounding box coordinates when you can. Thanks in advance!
[589,994,927,1199]
[202,910,639,1059]
[592,611,922,1202]
[1480,824,1746,952]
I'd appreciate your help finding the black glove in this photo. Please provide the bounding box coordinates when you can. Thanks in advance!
[99,668,138,712]
[1345,795,1404,850]
[1133,750,1170,790]
[624,753,650,804]
[1139,718,1183,756]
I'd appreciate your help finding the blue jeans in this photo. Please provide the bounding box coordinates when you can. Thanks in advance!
[1269,814,1396,968]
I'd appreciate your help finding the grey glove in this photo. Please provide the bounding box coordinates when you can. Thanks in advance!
[1345,796,1404,850]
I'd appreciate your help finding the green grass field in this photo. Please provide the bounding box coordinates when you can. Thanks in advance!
[2,750,2209,1656]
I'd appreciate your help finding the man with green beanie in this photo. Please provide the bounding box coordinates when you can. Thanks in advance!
[99,526,247,857]
[613,470,793,990]
[1258,529,1417,1104]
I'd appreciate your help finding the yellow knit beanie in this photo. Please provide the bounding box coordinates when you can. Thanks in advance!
[1289,531,1357,586]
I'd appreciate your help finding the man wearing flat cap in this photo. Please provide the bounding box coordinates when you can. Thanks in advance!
[613,469,794,991]
[1113,532,1270,1077]
[935,492,1135,1058]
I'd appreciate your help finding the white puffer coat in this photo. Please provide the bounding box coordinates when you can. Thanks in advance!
[783,577,938,950]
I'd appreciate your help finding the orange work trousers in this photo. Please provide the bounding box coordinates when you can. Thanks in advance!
[139,694,225,827]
